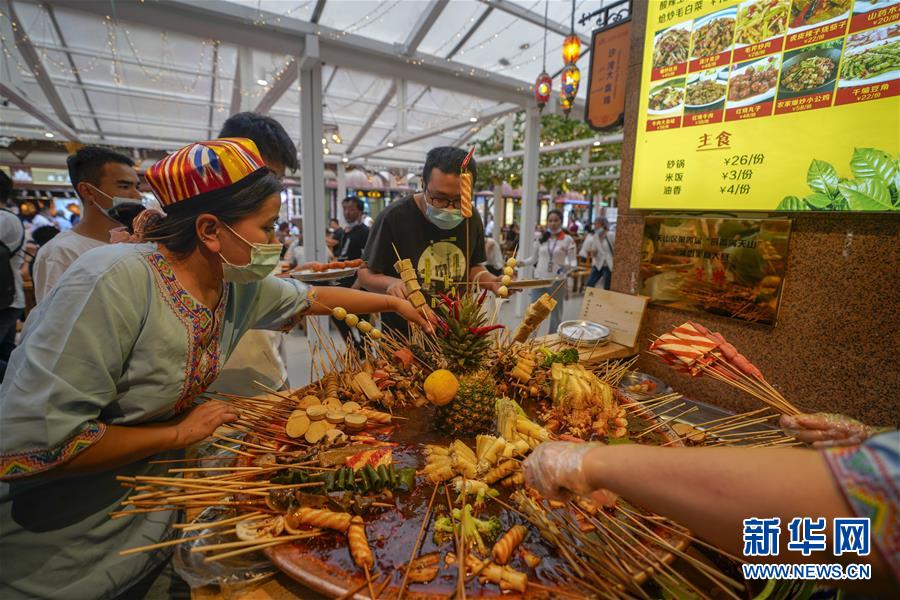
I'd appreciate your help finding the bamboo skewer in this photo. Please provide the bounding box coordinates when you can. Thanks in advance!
[120,529,222,556]
[202,533,322,563]
[363,566,377,600]
[210,442,255,457]
[191,531,322,554]
[395,484,440,600]
[173,511,265,531]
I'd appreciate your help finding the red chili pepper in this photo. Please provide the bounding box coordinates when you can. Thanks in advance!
[467,324,506,337]
[477,289,488,306]
[438,292,454,308]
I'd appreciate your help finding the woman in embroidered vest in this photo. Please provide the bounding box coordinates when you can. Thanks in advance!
[0,139,432,599]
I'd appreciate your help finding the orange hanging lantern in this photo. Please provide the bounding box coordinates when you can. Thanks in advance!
[533,71,552,111]
[560,63,580,116]
[562,34,581,65]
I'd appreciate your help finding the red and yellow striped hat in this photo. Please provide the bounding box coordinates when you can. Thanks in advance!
[145,138,268,214]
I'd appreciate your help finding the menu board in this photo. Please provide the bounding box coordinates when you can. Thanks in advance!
[632,0,900,211]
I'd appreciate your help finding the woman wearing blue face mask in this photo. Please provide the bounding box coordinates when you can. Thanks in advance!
[0,139,432,600]
[518,209,577,334]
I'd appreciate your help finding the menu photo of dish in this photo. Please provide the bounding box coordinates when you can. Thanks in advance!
[849,0,900,34]
[651,21,692,80]
[835,22,900,106]
[732,0,790,61]
[774,38,842,114]
[724,54,781,121]
[688,6,737,72]
[784,0,852,49]
[646,77,686,131]
[683,68,729,126]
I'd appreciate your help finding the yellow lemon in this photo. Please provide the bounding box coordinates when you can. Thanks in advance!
[424,369,459,406]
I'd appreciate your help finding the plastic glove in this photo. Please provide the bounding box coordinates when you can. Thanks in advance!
[523,441,602,501]
[779,413,882,448]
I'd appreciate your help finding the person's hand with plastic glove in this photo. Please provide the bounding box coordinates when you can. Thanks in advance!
[779,412,885,448]
[523,441,616,505]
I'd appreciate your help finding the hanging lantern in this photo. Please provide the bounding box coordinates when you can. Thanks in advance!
[560,64,580,115]
[562,34,581,65]
[559,90,573,115]
[533,71,552,111]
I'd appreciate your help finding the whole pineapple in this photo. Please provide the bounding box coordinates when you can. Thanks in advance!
[434,372,497,437]
[432,291,503,437]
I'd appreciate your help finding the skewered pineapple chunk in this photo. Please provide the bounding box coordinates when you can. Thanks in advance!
[512,293,557,343]
[509,352,535,382]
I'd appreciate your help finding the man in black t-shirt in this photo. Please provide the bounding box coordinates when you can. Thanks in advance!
[359,146,504,335]
[333,196,370,349]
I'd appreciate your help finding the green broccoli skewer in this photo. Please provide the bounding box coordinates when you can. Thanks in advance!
[538,346,579,367]
[432,504,502,555]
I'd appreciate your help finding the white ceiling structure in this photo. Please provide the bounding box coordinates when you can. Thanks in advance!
[0,0,600,171]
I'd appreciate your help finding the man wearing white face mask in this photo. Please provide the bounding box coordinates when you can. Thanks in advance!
[359,146,503,335]
[33,146,142,302]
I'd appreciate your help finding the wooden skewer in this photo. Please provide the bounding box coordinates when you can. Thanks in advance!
[363,565,377,600]
[202,533,321,563]
[192,531,321,553]
[120,529,223,556]
[210,442,255,457]
[212,433,277,453]
[173,511,265,531]
[166,466,263,473]
[396,484,440,600]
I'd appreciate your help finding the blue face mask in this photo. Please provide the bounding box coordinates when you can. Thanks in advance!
[426,204,464,230]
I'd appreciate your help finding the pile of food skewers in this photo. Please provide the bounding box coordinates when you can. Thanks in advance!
[112,261,803,599]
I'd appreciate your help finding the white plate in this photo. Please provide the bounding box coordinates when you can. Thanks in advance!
[838,38,900,87]
[290,267,358,282]
[726,56,781,107]
[853,0,899,14]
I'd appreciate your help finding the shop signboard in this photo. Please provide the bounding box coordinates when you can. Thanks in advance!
[632,0,899,211]
[640,216,792,325]
[586,18,632,129]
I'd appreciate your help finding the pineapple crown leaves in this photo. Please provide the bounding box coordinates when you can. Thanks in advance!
[436,289,505,339]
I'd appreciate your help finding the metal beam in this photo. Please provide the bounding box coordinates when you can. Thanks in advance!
[310,0,327,24]
[42,3,103,139]
[298,34,326,263]
[344,82,395,156]
[27,73,458,122]
[207,40,219,137]
[447,6,493,59]
[5,0,75,130]
[254,57,298,115]
[31,41,224,80]
[478,0,590,45]
[42,0,534,106]
[0,82,80,141]
[351,104,519,160]
[479,133,624,162]
[540,159,621,174]
[516,105,540,316]
[20,74,452,136]
[402,0,449,55]
[323,66,338,92]
[230,47,252,115]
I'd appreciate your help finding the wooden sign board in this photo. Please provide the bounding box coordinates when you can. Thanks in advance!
[579,288,649,349]
[585,20,631,130]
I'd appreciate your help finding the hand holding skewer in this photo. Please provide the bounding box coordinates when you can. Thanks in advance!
[171,400,240,449]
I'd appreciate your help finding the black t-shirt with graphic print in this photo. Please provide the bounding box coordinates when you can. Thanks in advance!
[362,194,486,334]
